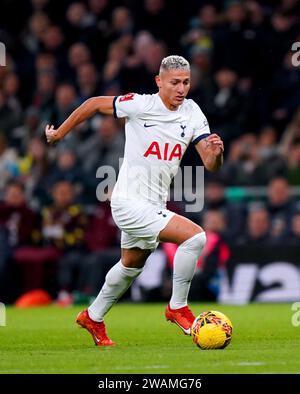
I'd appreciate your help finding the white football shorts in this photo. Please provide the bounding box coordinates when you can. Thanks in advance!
[110,199,175,251]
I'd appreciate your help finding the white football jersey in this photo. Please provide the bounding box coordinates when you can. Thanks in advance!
[111,92,210,206]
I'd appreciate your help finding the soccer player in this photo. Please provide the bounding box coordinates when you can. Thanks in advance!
[45,55,224,346]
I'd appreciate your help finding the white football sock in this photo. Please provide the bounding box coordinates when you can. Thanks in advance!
[170,232,206,310]
[88,260,143,322]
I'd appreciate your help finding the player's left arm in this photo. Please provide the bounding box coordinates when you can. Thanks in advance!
[195,133,224,172]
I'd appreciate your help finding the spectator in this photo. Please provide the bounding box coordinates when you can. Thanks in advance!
[220,133,259,184]
[181,3,217,63]
[22,12,51,56]
[135,0,181,51]
[270,51,300,129]
[190,209,230,301]
[45,148,82,195]
[9,181,87,299]
[120,40,167,93]
[75,115,124,204]
[0,134,19,194]
[213,1,259,76]
[287,210,300,244]
[77,115,124,178]
[207,68,245,145]
[47,180,89,305]
[88,0,110,24]
[0,181,41,300]
[221,131,286,185]
[18,137,51,207]
[108,6,134,41]
[40,25,68,75]
[2,72,22,118]
[0,90,21,135]
[280,106,300,156]
[101,41,128,89]
[237,204,271,245]
[201,177,245,238]
[266,176,296,230]
[11,106,44,153]
[257,125,279,160]
[0,181,40,249]
[31,70,56,122]
[35,52,57,78]
[67,42,92,83]
[188,45,214,111]
[76,62,100,102]
[50,83,79,127]
[64,2,95,46]
[285,142,300,185]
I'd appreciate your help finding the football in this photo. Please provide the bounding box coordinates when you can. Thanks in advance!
[191,310,233,350]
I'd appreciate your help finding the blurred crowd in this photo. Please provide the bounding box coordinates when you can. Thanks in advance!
[1,0,300,304]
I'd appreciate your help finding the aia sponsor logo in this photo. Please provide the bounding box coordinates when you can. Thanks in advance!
[144,141,182,161]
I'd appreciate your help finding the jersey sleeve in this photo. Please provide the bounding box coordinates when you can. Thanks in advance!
[113,93,145,119]
[190,102,211,145]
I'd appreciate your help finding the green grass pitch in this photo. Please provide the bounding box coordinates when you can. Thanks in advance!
[0,303,300,374]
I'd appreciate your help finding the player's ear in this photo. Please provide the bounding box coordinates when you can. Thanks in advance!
[155,75,162,89]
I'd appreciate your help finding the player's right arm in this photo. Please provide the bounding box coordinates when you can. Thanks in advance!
[45,96,114,144]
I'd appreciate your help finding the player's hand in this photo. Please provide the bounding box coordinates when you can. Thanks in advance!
[204,134,224,155]
[45,124,60,144]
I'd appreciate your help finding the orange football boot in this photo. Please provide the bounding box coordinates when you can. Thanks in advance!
[165,304,195,335]
[76,310,115,346]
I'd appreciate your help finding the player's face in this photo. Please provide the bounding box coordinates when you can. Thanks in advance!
[156,69,191,110]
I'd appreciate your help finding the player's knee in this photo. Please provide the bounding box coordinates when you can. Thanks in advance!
[121,253,148,269]
[105,262,143,286]
[179,232,206,259]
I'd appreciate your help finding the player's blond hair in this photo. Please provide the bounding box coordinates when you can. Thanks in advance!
[159,55,190,74]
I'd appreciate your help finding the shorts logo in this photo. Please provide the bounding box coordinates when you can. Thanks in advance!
[119,93,135,102]
[157,210,167,218]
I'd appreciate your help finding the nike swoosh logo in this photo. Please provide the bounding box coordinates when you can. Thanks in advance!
[144,123,156,128]
[93,334,101,343]
[173,321,191,335]
[169,319,191,335]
